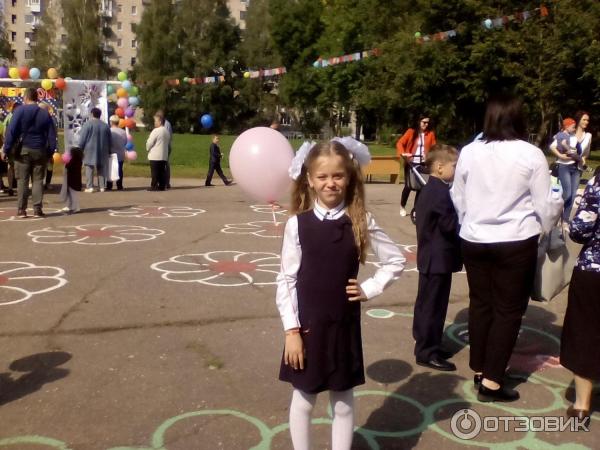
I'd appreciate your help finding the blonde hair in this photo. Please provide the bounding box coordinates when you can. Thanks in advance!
[290,141,369,263]
[424,143,458,170]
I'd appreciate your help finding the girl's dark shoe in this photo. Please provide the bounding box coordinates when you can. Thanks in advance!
[474,373,483,387]
[477,384,519,402]
[566,405,590,426]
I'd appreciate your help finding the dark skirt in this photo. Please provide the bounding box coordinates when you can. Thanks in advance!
[279,313,365,394]
[560,268,600,379]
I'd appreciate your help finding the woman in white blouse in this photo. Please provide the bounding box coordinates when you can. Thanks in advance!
[145,112,170,191]
[550,111,592,222]
[451,96,563,403]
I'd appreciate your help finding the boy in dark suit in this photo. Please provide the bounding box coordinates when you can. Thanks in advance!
[413,144,462,371]
[205,135,232,186]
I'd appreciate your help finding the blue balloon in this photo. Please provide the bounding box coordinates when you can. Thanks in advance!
[125,142,134,150]
[29,67,41,80]
[122,80,132,90]
[200,114,214,129]
[483,18,493,29]
[128,96,139,106]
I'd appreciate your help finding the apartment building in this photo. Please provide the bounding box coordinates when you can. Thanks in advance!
[3,0,249,69]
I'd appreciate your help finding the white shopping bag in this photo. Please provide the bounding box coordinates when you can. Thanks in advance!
[108,153,120,181]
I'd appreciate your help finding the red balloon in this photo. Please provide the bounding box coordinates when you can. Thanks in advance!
[115,107,125,118]
[125,118,136,129]
[19,66,29,79]
[55,78,66,90]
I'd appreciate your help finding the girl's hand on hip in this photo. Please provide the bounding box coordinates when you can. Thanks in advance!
[347,279,367,302]
[284,333,305,370]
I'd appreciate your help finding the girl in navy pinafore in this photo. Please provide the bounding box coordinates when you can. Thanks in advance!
[276,139,405,450]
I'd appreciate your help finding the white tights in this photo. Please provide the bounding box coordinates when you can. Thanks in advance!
[289,388,354,450]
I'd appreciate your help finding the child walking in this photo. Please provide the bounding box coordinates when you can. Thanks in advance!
[412,144,462,372]
[60,147,83,214]
[276,138,405,450]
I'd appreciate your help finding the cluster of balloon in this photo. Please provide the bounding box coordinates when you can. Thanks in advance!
[109,71,140,161]
[229,127,294,221]
[0,66,68,93]
[199,113,213,129]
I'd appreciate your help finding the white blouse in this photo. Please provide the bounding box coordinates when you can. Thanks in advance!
[275,201,406,331]
[451,139,564,243]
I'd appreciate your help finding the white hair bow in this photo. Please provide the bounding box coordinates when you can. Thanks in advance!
[288,137,371,180]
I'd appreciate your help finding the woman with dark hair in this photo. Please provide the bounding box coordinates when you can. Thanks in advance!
[396,115,436,216]
[551,111,592,223]
[451,96,563,402]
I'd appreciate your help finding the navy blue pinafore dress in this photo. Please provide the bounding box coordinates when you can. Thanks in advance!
[279,211,365,393]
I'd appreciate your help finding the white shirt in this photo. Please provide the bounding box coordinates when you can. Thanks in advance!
[450,139,563,243]
[275,201,405,330]
[413,133,425,164]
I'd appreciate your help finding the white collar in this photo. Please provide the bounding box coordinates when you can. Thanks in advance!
[313,200,346,221]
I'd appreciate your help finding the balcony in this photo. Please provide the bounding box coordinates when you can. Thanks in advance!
[100,8,113,18]
[28,0,41,13]
[102,44,114,53]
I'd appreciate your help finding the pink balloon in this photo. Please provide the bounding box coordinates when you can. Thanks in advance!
[127,134,133,142]
[117,97,129,109]
[229,127,294,203]
[61,153,72,164]
[126,150,137,161]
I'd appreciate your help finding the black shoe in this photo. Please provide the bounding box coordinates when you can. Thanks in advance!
[224,180,232,186]
[438,349,454,359]
[416,356,456,372]
[17,209,27,218]
[474,373,483,387]
[166,184,171,189]
[33,208,45,218]
[477,384,519,402]
[8,188,14,196]
[146,188,157,191]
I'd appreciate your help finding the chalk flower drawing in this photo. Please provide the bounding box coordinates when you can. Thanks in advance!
[28,224,165,245]
[0,208,61,222]
[221,220,285,238]
[151,251,280,286]
[108,206,206,219]
[0,262,67,306]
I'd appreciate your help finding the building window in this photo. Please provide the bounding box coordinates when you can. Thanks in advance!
[117,21,122,30]
[25,14,33,24]
[130,57,136,66]
[11,15,16,24]
[11,32,16,42]
[117,38,122,47]
[131,39,136,48]
[116,56,121,65]
[131,5,136,15]
[117,3,122,13]
[240,10,246,20]
[61,34,67,43]
[25,32,36,42]
[25,49,32,59]
[12,0,17,6]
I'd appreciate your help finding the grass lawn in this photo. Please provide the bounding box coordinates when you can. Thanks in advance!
[124,132,397,179]
[53,131,598,181]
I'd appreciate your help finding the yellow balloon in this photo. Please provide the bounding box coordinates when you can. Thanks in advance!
[9,67,19,79]
[41,79,53,90]
[243,71,251,78]
[47,68,58,79]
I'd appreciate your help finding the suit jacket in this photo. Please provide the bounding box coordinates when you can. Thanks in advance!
[209,143,222,163]
[415,176,462,274]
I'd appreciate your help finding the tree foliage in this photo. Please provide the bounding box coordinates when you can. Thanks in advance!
[30,10,59,69]
[60,0,111,79]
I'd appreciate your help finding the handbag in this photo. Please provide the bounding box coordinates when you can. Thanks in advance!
[531,223,580,302]
[108,153,120,182]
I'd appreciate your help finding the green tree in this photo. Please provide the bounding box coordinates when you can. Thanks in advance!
[134,0,180,127]
[170,0,245,132]
[60,0,111,79]
[239,0,282,125]
[0,9,13,60]
[30,10,59,69]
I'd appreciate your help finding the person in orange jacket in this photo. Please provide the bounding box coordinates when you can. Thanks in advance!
[396,115,437,216]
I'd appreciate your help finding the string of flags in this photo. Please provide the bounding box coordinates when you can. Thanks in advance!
[312,48,380,68]
[415,4,549,43]
[165,3,552,85]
